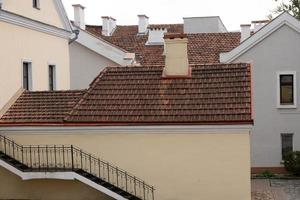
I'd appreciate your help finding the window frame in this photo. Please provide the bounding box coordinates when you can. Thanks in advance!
[281,133,294,159]
[48,64,56,91]
[22,60,33,91]
[277,71,297,108]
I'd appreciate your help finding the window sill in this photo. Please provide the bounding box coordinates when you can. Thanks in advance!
[277,105,297,109]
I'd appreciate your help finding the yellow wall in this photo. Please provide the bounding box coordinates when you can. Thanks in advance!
[0,21,70,109]
[2,0,65,29]
[2,131,251,200]
[0,167,112,200]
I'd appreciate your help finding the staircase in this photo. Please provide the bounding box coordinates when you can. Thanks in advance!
[0,135,154,200]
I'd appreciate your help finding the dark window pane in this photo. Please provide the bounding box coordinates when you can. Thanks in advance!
[23,63,29,90]
[33,0,38,8]
[280,75,294,105]
[49,65,55,91]
[281,133,293,159]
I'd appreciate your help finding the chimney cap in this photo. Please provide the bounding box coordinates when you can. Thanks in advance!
[102,16,116,21]
[72,4,85,9]
[138,14,149,19]
[251,20,269,23]
[164,33,187,39]
[240,24,251,27]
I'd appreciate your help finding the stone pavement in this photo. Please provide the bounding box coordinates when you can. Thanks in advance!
[252,179,300,200]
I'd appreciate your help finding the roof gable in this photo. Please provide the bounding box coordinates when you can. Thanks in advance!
[1,0,72,32]
[220,12,300,63]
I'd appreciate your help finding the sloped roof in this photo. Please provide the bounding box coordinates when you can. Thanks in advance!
[85,25,241,65]
[0,63,252,125]
[1,90,85,122]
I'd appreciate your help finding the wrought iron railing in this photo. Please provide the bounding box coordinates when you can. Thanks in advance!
[0,135,154,200]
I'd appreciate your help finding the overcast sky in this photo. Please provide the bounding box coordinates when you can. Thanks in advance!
[62,0,279,31]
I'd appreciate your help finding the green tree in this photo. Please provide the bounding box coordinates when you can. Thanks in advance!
[273,0,300,19]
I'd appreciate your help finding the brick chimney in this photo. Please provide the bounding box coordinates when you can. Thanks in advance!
[240,24,251,42]
[73,4,86,29]
[163,34,190,77]
[102,16,117,36]
[138,14,149,34]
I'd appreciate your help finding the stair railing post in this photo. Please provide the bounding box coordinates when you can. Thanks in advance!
[152,186,154,200]
[107,162,110,183]
[134,176,137,196]
[143,181,146,200]
[4,137,6,154]
[12,141,15,158]
[125,172,128,192]
[71,145,74,171]
[89,154,92,173]
[116,167,119,187]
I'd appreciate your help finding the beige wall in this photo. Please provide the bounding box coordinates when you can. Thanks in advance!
[2,131,251,200]
[0,167,112,200]
[0,21,70,109]
[2,0,65,29]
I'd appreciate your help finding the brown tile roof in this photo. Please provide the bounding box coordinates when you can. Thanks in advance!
[0,63,252,125]
[1,90,85,123]
[85,24,241,65]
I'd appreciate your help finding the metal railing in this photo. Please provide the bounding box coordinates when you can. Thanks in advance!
[0,135,154,200]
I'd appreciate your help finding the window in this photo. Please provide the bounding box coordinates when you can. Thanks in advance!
[49,65,56,91]
[23,62,32,91]
[281,133,293,159]
[277,72,297,108]
[33,0,40,9]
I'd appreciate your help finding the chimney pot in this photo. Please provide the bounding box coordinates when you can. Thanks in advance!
[163,34,190,77]
[138,14,149,35]
[72,4,86,30]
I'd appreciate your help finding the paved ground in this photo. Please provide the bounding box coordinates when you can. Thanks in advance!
[252,179,300,200]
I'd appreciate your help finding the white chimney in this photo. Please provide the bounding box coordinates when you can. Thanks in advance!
[72,4,86,30]
[252,20,269,32]
[240,24,251,42]
[138,14,149,34]
[102,16,116,36]
[146,28,167,45]
[163,34,190,77]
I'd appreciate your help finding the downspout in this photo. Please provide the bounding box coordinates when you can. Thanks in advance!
[69,29,80,44]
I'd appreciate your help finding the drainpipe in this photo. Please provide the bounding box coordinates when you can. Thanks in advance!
[69,29,80,44]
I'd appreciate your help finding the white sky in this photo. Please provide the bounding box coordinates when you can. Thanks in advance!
[62,0,279,31]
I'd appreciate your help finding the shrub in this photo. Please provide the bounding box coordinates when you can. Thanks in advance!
[258,170,275,178]
[283,151,300,176]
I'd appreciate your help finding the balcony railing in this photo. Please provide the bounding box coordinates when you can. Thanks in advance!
[0,135,154,200]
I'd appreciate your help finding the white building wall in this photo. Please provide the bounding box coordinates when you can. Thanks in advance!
[69,42,118,89]
[233,25,300,167]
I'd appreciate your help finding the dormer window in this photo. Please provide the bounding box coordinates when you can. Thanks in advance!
[33,0,40,9]
[277,71,297,108]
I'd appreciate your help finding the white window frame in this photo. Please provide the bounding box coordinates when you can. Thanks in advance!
[277,71,297,109]
[48,62,56,91]
[21,59,33,91]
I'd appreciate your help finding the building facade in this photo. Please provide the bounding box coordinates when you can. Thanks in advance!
[221,12,300,172]
[0,0,72,110]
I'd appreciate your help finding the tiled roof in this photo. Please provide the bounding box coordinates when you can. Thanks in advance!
[85,25,241,65]
[1,90,85,122]
[0,63,252,125]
